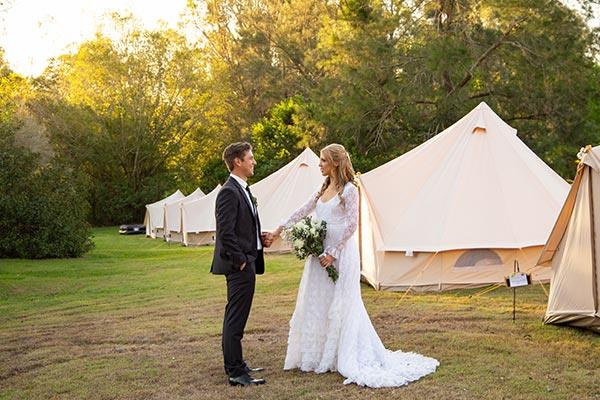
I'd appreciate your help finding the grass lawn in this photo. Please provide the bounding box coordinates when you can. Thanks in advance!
[1,227,599,399]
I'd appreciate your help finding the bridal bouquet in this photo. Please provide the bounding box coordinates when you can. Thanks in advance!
[284,216,338,282]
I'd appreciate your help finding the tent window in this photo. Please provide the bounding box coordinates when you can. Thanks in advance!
[455,249,502,268]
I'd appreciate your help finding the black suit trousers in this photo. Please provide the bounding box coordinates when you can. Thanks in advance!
[222,262,256,377]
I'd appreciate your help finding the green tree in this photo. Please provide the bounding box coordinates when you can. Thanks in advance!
[30,15,209,224]
[0,142,94,258]
[311,0,600,175]
[0,48,25,140]
[180,0,333,190]
[186,0,329,134]
[0,51,93,258]
[251,96,321,181]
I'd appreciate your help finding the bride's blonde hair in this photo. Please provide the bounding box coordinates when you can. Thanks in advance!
[317,143,357,207]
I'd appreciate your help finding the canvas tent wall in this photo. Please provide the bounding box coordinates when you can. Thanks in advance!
[251,148,324,252]
[536,146,600,332]
[144,190,185,239]
[164,188,205,243]
[182,185,221,246]
[359,102,570,291]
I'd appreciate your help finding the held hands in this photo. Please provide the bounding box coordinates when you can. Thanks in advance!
[240,261,246,271]
[262,227,283,248]
[261,232,274,248]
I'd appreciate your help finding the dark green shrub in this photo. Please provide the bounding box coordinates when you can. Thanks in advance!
[0,140,94,258]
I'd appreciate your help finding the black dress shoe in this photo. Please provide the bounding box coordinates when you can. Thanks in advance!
[244,365,265,373]
[228,374,266,386]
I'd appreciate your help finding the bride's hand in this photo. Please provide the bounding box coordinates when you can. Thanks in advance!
[319,254,334,268]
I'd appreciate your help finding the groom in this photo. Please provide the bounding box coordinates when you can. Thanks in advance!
[211,142,273,386]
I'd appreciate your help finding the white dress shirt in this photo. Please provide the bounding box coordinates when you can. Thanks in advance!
[230,174,262,250]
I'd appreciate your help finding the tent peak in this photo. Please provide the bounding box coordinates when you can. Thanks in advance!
[359,100,569,253]
[295,147,320,166]
[471,106,487,134]
[299,147,316,156]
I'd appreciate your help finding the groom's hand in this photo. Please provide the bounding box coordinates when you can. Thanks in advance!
[240,262,246,271]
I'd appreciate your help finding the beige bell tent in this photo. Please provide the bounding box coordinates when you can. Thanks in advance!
[164,188,205,243]
[182,185,221,246]
[536,145,600,332]
[251,148,324,252]
[144,190,185,239]
[359,102,570,291]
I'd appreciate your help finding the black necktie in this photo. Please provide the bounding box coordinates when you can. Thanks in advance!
[245,185,256,214]
[246,184,261,249]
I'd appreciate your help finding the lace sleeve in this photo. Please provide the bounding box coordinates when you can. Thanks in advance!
[325,184,358,259]
[280,191,320,229]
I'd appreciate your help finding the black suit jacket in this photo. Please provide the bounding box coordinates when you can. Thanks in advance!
[210,177,265,275]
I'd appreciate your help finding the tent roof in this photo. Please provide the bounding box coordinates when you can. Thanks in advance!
[146,189,185,209]
[536,159,600,331]
[359,102,570,252]
[251,148,324,231]
[168,187,205,205]
[539,145,600,265]
[165,188,206,232]
[145,190,185,229]
[182,185,221,232]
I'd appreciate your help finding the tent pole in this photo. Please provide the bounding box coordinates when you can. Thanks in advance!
[357,178,363,271]
[513,260,517,322]
[513,287,516,322]
[589,168,599,314]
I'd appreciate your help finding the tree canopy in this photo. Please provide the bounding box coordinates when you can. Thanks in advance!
[3,1,599,225]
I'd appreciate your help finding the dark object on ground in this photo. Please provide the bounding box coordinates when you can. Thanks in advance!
[119,224,145,235]
[228,374,266,386]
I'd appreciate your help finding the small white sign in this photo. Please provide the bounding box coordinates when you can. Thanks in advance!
[507,272,529,287]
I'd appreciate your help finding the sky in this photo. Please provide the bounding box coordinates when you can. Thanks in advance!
[0,0,190,77]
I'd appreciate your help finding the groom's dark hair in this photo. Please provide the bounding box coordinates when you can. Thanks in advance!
[223,142,252,171]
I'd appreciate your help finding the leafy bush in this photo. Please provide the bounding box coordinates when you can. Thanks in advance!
[0,139,94,258]
[251,96,319,181]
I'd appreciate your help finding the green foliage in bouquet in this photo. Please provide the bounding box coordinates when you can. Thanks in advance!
[285,216,338,282]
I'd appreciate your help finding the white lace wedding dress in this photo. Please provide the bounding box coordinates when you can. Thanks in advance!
[282,182,439,387]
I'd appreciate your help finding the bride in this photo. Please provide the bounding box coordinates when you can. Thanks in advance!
[272,144,439,388]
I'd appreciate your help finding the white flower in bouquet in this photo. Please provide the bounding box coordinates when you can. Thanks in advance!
[284,216,337,283]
